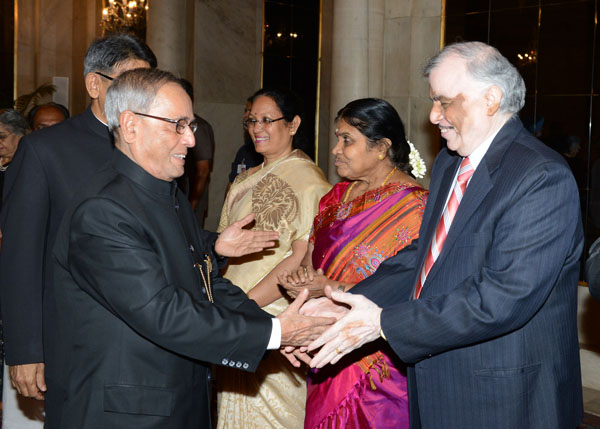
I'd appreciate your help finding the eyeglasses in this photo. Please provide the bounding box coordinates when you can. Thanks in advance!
[244,116,285,128]
[133,112,199,134]
[95,71,114,81]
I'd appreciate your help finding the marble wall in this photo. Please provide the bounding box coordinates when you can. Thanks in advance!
[319,0,442,186]
[198,0,443,228]
[383,0,443,187]
[15,0,100,115]
[193,0,263,231]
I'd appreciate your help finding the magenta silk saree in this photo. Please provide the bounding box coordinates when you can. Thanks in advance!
[305,181,427,429]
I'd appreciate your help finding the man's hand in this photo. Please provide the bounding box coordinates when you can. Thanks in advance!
[280,295,350,368]
[9,362,46,400]
[308,286,382,369]
[278,289,335,347]
[300,296,349,320]
[215,213,279,257]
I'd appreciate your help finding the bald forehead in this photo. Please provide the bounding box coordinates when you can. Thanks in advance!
[32,105,67,130]
[429,54,482,99]
[149,83,193,118]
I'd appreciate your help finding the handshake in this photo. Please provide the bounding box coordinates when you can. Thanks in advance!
[276,267,383,369]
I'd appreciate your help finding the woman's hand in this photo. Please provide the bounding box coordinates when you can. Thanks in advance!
[278,267,347,299]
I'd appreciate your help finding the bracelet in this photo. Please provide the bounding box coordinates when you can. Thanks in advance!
[380,328,387,341]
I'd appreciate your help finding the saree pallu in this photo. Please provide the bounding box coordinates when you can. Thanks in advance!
[216,149,331,429]
[306,181,427,429]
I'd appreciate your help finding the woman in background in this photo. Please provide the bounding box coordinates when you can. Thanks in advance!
[216,88,330,428]
[280,98,428,428]
[0,109,28,206]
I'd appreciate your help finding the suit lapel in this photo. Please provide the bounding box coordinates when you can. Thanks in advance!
[425,160,492,284]
[419,118,525,291]
[413,155,461,281]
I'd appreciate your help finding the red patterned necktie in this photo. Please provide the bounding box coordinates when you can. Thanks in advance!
[414,157,474,299]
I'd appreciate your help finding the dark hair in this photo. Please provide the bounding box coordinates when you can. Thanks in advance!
[27,102,70,127]
[0,109,29,136]
[335,98,411,173]
[179,78,194,103]
[250,87,306,151]
[83,33,157,77]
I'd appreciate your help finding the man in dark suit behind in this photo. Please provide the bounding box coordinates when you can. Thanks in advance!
[304,41,584,428]
[0,34,156,420]
[50,67,332,428]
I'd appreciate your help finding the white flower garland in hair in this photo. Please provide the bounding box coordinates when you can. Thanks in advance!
[407,140,426,179]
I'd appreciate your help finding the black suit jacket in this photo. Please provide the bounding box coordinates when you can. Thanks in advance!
[0,106,220,420]
[51,150,271,428]
[0,106,113,371]
[353,118,584,428]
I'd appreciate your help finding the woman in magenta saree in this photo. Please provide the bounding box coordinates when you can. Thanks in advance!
[307,179,426,428]
[282,98,428,428]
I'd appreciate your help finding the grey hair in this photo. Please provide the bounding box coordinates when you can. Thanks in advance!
[83,33,157,77]
[423,41,526,115]
[0,109,29,136]
[105,68,183,133]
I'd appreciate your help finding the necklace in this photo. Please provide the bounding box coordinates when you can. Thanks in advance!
[343,167,397,203]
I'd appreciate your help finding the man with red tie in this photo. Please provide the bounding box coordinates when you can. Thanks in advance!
[304,41,584,428]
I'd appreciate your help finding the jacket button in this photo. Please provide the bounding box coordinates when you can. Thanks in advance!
[221,358,228,365]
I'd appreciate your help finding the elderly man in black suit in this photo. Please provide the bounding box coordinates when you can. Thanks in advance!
[0,34,279,426]
[50,67,332,428]
[0,33,155,425]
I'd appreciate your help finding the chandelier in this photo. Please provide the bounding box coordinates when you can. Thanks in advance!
[101,0,149,40]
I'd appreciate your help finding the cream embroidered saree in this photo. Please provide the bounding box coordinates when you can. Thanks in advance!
[216,149,330,429]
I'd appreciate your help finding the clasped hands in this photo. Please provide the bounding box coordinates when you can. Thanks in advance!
[278,282,384,369]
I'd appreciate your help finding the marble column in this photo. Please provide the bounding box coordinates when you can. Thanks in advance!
[146,0,188,77]
[368,0,385,97]
[327,0,384,183]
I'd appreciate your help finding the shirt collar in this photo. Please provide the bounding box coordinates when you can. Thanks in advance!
[467,126,502,171]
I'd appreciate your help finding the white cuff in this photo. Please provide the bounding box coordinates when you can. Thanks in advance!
[267,318,281,350]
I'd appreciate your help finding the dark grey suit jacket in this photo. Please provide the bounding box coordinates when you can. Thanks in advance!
[51,150,272,428]
[0,107,113,376]
[353,118,584,428]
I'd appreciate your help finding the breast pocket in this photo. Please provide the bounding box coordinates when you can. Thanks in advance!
[104,384,174,416]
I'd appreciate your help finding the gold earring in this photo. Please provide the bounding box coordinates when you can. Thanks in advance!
[378,154,384,160]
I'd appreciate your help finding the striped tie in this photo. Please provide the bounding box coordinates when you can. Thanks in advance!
[414,157,474,299]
